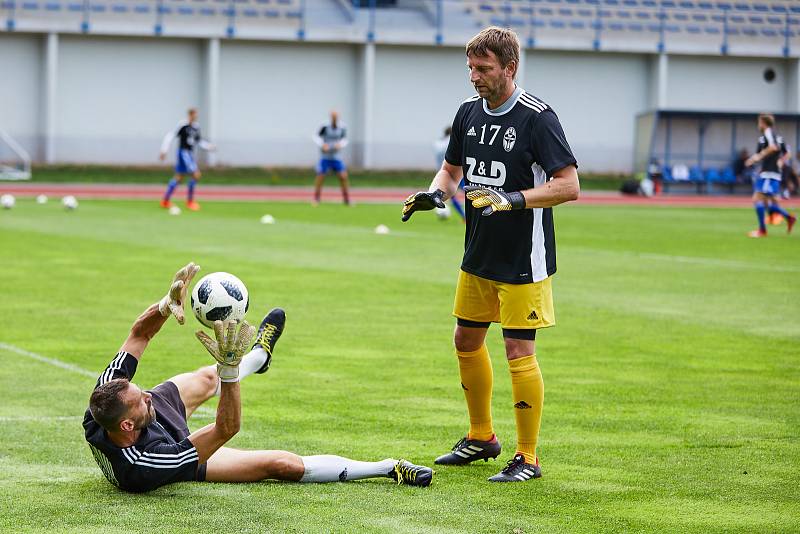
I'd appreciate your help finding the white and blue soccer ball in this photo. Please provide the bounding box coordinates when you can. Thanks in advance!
[62,195,78,210]
[191,272,249,329]
[1,194,15,209]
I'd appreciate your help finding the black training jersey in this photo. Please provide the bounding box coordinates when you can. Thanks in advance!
[757,128,781,178]
[82,352,201,493]
[445,87,577,283]
[176,122,202,152]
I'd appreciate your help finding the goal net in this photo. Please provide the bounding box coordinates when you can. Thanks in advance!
[0,129,31,181]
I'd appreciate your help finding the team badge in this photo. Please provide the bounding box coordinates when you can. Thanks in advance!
[503,127,516,152]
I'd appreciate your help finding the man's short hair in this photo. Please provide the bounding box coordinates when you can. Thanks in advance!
[188,107,197,116]
[759,113,775,127]
[466,26,521,78]
[89,378,131,431]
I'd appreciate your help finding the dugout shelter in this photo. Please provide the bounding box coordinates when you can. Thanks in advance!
[634,109,800,192]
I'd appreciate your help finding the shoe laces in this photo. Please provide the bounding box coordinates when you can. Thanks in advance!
[451,437,468,452]
[256,323,278,352]
[500,454,526,476]
[393,460,418,485]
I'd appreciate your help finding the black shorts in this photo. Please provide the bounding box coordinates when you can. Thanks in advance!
[148,381,207,481]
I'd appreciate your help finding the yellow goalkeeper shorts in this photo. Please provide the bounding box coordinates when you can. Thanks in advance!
[452,270,555,330]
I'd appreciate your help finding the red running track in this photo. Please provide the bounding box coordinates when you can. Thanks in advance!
[2,182,798,208]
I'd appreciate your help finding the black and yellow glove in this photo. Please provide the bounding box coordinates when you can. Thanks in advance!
[464,186,526,216]
[401,189,446,222]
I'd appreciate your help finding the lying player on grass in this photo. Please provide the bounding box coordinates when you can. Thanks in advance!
[83,263,432,492]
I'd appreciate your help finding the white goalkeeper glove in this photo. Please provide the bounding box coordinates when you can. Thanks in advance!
[158,262,200,325]
[195,320,256,382]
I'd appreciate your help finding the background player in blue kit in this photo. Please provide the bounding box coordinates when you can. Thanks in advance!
[402,27,579,483]
[312,110,351,206]
[433,126,466,222]
[745,114,796,237]
[159,108,215,211]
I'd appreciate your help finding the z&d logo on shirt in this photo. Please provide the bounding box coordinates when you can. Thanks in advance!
[503,127,516,152]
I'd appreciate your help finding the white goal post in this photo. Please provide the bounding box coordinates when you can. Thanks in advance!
[0,129,32,181]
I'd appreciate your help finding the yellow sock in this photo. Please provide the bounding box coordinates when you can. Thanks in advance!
[509,355,543,464]
[456,345,494,441]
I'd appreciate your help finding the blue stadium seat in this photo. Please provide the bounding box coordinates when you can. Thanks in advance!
[570,20,586,29]
[761,28,778,36]
[665,24,680,32]
[692,13,707,21]
[711,14,725,22]
[519,6,533,15]
[742,27,757,36]
[540,7,553,15]
[661,0,676,7]
[726,27,740,35]
[67,3,81,11]
[791,6,800,14]
[748,15,764,23]
[636,11,652,19]
[641,0,657,5]
[199,8,215,15]
[771,5,787,13]
[111,5,127,13]
[767,16,782,24]
[697,1,712,8]
[623,0,638,5]
[730,15,745,22]
[628,22,644,31]
[242,8,257,17]
[733,3,750,10]
[689,165,704,183]
[559,8,574,16]
[662,165,674,182]
[704,26,720,33]
[674,13,689,21]
[134,5,150,13]
[647,23,661,32]
[45,2,60,10]
[22,2,38,10]
[609,22,624,30]
[752,3,768,12]
[264,9,279,17]
[479,4,493,13]
[721,167,736,183]
[704,168,720,183]
[550,19,566,28]
[679,1,695,8]
[578,9,594,17]
[178,7,195,15]
[687,25,701,33]
[532,19,546,27]
[618,10,632,18]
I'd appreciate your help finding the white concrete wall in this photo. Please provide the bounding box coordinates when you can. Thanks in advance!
[217,41,358,166]
[666,56,787,112]
[372,45,473,170]
[524,50,650,173]
[0,34,43,158]
[55,35,202,163]
[3,31,800,173]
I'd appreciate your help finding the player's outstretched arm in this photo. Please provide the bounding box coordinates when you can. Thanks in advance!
[190,320,255,463]
[119,262,200,359]
[465,165,579,216]
[401,160,462,222]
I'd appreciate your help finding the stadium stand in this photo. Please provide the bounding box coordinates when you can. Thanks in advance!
[1,0,797,56]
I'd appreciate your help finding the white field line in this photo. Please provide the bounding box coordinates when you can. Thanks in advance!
[637,252,800,273]
[0,341,214,417]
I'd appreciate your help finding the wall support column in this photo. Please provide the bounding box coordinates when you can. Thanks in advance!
[786,57,800,112]
[44,32,58,163]
[205,38,220,166]
[360,41,375,169]
[517,47,526,89]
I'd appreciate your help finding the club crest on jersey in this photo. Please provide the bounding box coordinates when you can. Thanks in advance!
[503,127,516,152]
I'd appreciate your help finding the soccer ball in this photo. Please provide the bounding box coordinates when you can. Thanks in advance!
[62,195,78,210]
[36,194,48,204]
[1,194,15,209]
[435,204,451,220]
[191,272,250,328]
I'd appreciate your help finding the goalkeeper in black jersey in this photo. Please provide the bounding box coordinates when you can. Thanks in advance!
[402,27,579,482]
[84,264,432,492]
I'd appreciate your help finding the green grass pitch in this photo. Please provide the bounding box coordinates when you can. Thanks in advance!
[1,198,798,533]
